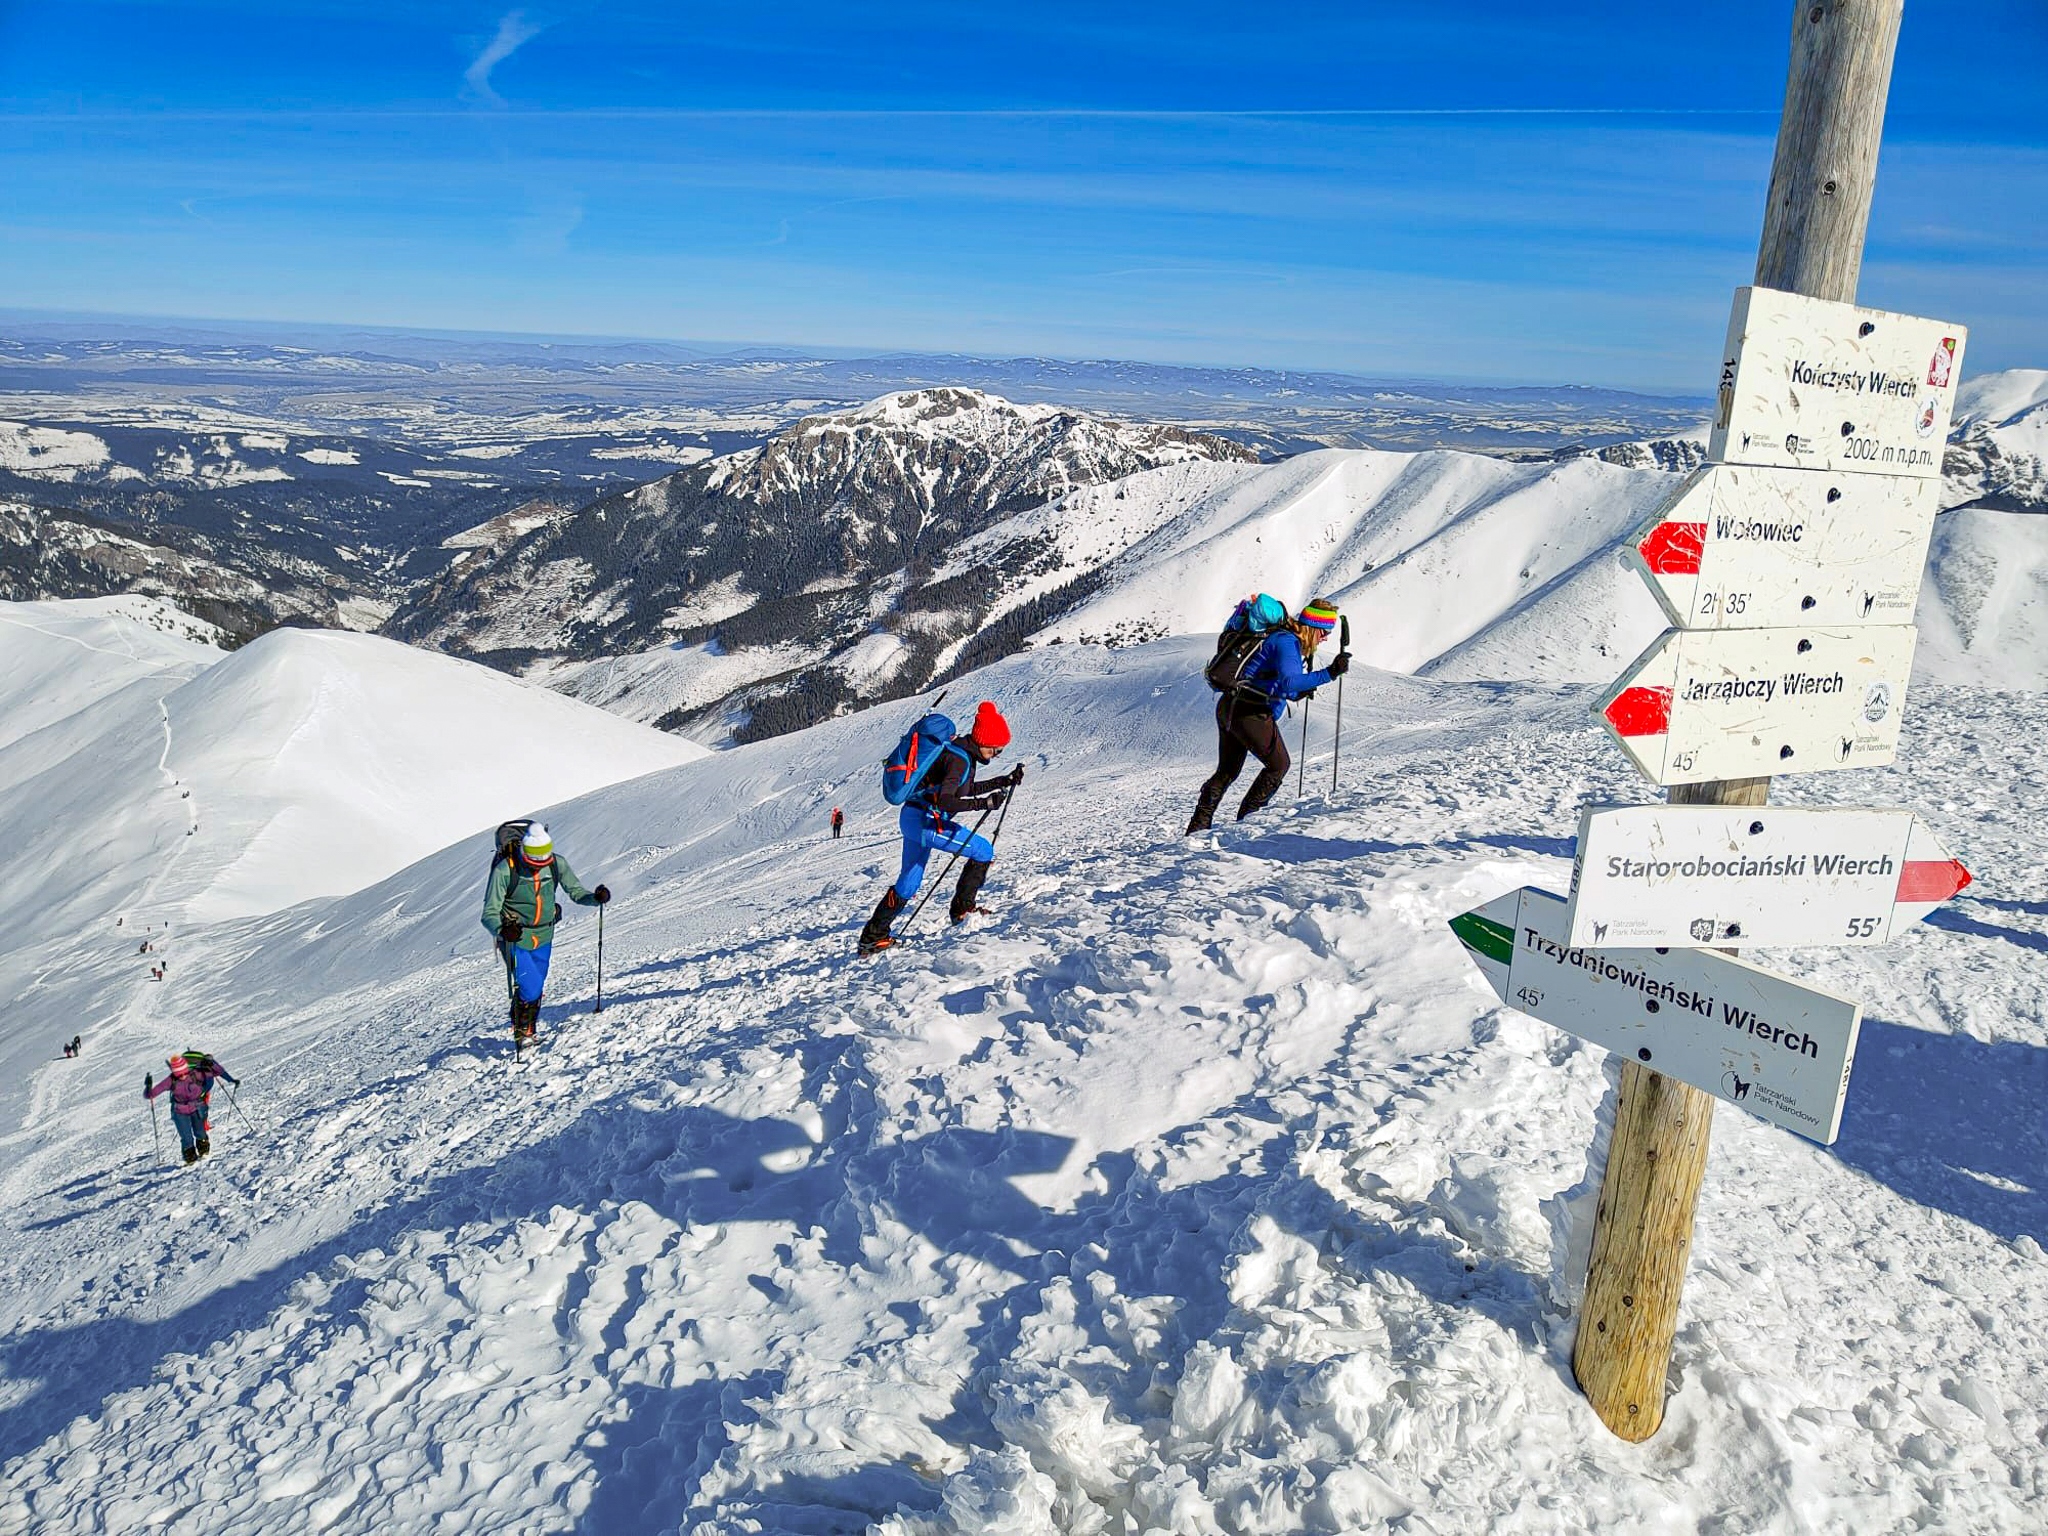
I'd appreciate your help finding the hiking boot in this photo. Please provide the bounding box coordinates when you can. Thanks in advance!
[195,1137,210,1157]
[858,887,904,954]
[949,904,993,925]
[857,933,897,957]
[1237,764,1288,821]
[949,859,991,924]
[183,1146,198,1165]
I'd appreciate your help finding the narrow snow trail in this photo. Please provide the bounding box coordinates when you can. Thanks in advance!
[2,642,2045,1534]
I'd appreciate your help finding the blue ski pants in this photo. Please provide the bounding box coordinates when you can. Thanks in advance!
[504,941,553,1004]
[171,1106,207,1151]
[892,804,995,901]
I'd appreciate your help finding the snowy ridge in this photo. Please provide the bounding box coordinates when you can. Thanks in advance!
[0,600,703,1152]
[2,636,2045,1531]
[958,425,2048,691]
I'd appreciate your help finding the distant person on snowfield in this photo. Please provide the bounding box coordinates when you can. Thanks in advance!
[859,701,1022,956]
[145,1051,237,1164]
[481,821,609,1050]
[1187,596,1348,833]
[831,807,844,840]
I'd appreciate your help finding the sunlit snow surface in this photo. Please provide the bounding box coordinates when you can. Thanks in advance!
[2,615,2044,1532]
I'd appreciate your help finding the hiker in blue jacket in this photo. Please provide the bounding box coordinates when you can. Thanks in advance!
[859,700,1022,955]
[1187,597,1348,833]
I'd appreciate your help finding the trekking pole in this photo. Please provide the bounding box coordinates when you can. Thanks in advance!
[593,902,606,1015]
[1296,701,1311,798]
[1331,615,1351,795]
[145,1073,162,1165]
[898,805,997,939]
[225,1080,252,1131]
[986,779,1018,849]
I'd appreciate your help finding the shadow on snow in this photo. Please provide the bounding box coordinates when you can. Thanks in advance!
[1831,1015,2048,1243]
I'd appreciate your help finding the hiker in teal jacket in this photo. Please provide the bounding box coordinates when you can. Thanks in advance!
[480,822,608,1048]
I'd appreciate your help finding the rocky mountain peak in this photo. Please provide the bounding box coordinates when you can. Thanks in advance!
[704,388,1256,517]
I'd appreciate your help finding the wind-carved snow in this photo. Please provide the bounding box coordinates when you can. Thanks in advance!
[1,630,2044,1532]
[296,447,359,465]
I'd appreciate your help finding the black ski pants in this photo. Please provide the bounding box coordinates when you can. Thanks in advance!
[1189,696,1289,831]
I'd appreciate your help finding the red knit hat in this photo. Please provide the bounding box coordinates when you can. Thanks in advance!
[972,700,1011,749]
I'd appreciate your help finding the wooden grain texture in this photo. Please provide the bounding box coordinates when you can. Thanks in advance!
[1755,0,1904,304]
[1571,0,1902,1442]
[1572,1062,1717,1439]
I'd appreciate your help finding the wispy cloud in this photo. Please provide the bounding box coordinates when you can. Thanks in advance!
[465,11,548,107]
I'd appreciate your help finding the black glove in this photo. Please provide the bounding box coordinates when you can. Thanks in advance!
[498,915,523,944]
[1328,651,1352,677]
[593,885,611,905]
[1007,763,1025,787]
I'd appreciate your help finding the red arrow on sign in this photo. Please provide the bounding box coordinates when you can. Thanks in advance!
[1603,686,1672,738]
[1636,520,1706,576]
[1895,835,1972,921]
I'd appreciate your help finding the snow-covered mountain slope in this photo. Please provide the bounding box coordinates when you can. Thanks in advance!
[1024,450,1674,678]
[1948,367,2048,515]
[1957,367,2048,440]
[0,601,704,1150]
[1912,506,2048,686]
[974,438,2048,691]
[2,636,2044,1532]
[386,389,1256,743]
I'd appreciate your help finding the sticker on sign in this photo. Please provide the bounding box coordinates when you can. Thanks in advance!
[1629,464,1937,630]
[1450,885,1862,1143]
[1708,286,1967,479]
[1596,624,1916,786]
[1567,804,1971,948]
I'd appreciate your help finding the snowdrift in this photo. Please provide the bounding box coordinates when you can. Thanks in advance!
[3,631,2045,1532]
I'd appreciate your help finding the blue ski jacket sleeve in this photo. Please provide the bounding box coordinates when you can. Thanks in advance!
[1247,630,1334,718]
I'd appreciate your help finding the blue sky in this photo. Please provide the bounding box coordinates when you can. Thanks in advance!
[1,1,2042,390]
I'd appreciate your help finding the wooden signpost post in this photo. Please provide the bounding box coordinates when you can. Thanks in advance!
[1569,0,1934,1444]
[1444,0,1971,1444]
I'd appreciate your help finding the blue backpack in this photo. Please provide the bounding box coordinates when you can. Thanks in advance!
[882,712,960,805]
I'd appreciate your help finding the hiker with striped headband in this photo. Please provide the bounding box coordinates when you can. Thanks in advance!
[1187,596,1348,833]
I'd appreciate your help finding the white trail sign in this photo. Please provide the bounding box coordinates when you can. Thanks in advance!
[1708,287,1966,478]
[1596,624,1916,786]
[1567,804,1972,948]
[1628,464,1937,631]
[1450,885,1862,1143]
